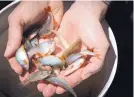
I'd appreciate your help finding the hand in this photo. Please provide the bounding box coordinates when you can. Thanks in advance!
[38,1,109,97]
[4,1,63,76]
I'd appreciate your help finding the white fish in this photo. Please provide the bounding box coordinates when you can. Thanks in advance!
[46,77,77,97]
[27,40,55,59]
[15,45,29,70]
[64,58,85,76]
[38,55,65,67]
[38,13,53,37]
[66,53,82,65]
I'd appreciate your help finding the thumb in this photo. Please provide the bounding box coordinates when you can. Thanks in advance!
[4,18,24,58]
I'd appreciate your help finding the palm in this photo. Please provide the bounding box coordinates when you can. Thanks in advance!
[37,5,109,96]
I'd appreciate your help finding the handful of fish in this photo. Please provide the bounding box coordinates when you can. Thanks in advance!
[15,6,100,97]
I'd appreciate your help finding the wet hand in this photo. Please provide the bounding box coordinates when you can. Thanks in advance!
[38,1,109,97]
[4,1,63,77]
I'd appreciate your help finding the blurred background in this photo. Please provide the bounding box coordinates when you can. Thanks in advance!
[0,1,133,97]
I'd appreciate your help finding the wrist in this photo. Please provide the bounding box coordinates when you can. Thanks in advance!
[74,1,108,20]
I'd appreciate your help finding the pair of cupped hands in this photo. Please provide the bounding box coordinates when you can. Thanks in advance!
[4,1,109,97]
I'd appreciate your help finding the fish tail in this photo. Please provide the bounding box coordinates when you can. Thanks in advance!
[46,77,77,97]
[88,48,101,59]
[44,6,51,13]
[46,6,58,29]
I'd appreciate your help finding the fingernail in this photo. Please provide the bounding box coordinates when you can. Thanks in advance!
[82,72,92,80]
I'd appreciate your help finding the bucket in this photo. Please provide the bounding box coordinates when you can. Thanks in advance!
[0,1,118,97]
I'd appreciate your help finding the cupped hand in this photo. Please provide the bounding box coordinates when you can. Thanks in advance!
[38,1,109,97]
[4,1,63,76]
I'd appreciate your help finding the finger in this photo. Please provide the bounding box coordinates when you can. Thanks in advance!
[56,68,83,94]
[4,18,23,58]
[43,84,56,97]
[37,80,48,93]
[8,57,23,75]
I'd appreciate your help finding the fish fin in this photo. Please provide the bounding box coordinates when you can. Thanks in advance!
[46,6,52,12]
[87,48,101,60]
[89,47,94,52]
[53,17,59,29]
[46,77,77,97]
[44,6,51,13]
[45,6,58,29]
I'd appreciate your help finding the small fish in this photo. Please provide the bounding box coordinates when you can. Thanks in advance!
[32,60,52,71]
[64,49,99,76]
[66,53,82,65]
[80,50,95,56]
[22,70,51,85]
[64,58,85,76]
[38,55,65,67]
[66,50,97,65]
[39,39,55,55]
[38,6,58,38]
[27,40,55,59]
[38,13,53,37]
[15,45,29,70]
[46,77,77,97]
